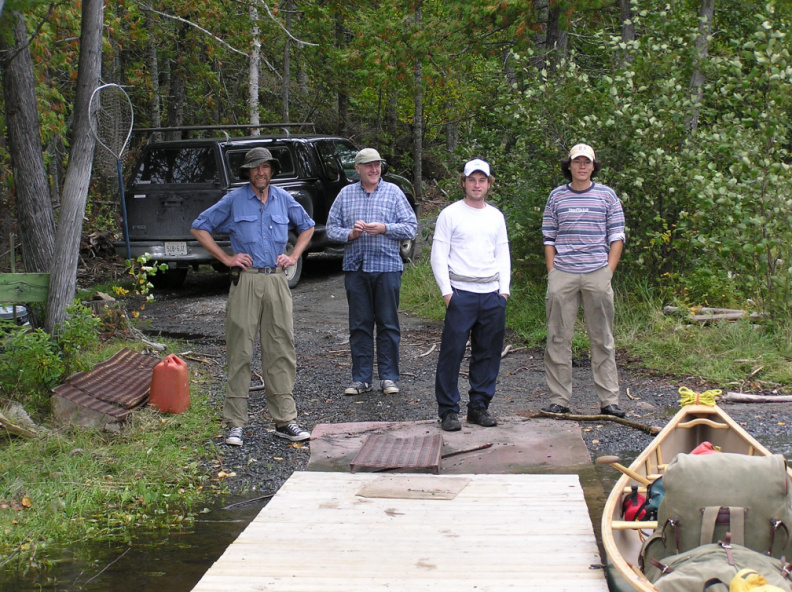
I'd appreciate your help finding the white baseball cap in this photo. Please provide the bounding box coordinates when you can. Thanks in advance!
[463,158,491,177]
[568,143,596,161]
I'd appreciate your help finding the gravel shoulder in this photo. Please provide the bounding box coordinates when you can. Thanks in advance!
[137,256,792,497]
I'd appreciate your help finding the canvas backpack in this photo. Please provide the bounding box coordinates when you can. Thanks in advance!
[640,453,792,570]
[643,539,792,592]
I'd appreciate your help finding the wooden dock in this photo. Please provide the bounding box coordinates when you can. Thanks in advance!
[191,471,608,591]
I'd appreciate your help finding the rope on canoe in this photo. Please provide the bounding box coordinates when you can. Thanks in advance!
[678,386,721,407]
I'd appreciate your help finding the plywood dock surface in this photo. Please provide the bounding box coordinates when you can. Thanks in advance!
[192,471,608,591]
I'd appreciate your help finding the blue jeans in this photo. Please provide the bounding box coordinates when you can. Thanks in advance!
[435,289,507,418]
[344,270,402,384]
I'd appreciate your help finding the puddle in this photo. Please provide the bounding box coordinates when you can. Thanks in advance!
[0,496,262,592]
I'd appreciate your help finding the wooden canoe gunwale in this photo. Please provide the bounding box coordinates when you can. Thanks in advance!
[601,404,786,592]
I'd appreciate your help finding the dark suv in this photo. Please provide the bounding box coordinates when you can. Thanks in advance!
[115,134,418,288]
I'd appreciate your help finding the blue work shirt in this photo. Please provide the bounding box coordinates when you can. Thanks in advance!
[191,184,315,268]
[326,180,417,273]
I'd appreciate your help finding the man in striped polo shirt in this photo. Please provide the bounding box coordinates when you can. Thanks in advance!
[540,143,627,418]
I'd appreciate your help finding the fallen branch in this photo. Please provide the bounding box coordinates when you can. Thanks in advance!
[0,412,37,439]
[222,493,275,510]
[501,345,526,358]
[441,442,493,459]
[721,392,792,403]
[417,344,436,358]
[538,410,661,435]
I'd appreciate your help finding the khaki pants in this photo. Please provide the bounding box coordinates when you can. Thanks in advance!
[544,266,620,408]
[224,271,297,428]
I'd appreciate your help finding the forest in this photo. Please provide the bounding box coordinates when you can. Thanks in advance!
[1,0,792,325]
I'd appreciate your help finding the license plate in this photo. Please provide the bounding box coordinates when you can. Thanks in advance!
[164,242,187,256]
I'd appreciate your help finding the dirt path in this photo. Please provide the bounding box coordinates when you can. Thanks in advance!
[137,257,792,495]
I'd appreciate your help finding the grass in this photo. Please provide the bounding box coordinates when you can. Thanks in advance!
[401,259,792,393]
[0,338,226,572]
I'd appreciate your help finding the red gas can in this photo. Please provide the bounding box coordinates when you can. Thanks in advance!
[149,354,190,414]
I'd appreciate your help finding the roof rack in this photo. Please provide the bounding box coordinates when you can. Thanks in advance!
[132,122,314,133]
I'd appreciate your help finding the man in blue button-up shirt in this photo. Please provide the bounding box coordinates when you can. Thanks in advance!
[326,148,417,397]
[191,148,315,446]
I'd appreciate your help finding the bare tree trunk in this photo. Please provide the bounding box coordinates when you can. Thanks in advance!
[335,10,347,136]
[544,2,568,70]
[147,15,162,142]
[45,0,103,333]
[0,10,55,273]
[283,0,292,123]
[412,2,423,198]
[164,26,187,141]
[685,0,715,135]
[249,4,261,134]
[445,119,458,154]
[619,0,635,66]
[387,89,397,158]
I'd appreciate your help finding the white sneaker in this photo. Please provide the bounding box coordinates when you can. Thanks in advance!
[274,423,310,442]
[225,426,243,446]
[380,379,400,394]
[344,381,372,396]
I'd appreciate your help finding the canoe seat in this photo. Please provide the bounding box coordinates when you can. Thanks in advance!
[612,520,658,530]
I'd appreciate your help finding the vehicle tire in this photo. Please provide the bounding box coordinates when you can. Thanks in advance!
[399,237,416,262]
[284,233,303,289]
[150,267,188,289]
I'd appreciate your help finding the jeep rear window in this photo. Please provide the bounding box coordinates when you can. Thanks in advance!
[132,146,220,185]
[226,146,294,182]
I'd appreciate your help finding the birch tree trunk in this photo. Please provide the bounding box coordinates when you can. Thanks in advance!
[412,2,423,198]
[249,4,261,133]
[685,0,715,135]
[0,10,55,273]
[283,0,291,123]
[45,0,103,333]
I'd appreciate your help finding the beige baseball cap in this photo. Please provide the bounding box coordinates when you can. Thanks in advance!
[569,143,596,161]
[354,148,383,166]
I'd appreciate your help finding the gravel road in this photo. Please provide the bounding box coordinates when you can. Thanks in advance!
[137,256,792,497]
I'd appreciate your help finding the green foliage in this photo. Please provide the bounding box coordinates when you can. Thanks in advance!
[0,303,103,414]
[118,254,168,302]
[56,303,101,374]
[0,327,64,408]
[460,0,792,314]
[0,372,224,569]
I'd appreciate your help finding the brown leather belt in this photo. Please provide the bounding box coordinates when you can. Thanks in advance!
[243,267,283,274]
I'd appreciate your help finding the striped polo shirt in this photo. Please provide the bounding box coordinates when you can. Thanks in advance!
[542,182,626,274]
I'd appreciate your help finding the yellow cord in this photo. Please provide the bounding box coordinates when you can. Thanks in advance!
[678,386,721,407]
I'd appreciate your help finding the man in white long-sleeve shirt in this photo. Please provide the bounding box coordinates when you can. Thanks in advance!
[430,159,511,432]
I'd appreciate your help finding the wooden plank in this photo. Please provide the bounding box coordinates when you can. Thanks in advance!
[192,472,608,592]
[0,273,49,303]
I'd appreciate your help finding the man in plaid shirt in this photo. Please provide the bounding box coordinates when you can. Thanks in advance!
[326,148,417,397]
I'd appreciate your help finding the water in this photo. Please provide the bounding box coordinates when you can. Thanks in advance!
[0,497,262,592]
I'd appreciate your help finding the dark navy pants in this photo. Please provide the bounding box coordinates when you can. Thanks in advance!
[345,269,402,384]
[435,289,507,418]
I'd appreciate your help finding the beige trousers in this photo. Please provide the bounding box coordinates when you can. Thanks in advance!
[224,271,297,428]
[544,266,620,408]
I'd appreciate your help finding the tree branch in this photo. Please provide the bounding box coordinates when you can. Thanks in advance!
[255,0,319,47]
[135,1,249,57]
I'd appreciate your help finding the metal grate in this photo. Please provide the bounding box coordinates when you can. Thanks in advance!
[350,434,443,474]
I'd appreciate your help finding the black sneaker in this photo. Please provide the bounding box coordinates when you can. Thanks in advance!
[274,423,311,442]
[601,404,626,418]
[440,411,461,432]
[467,408,497,427]
[541,404,571,414]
